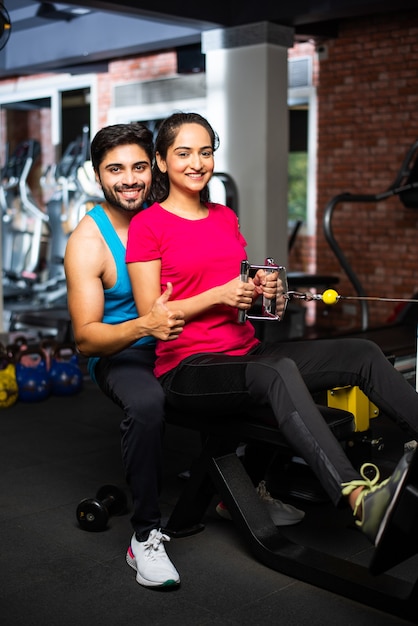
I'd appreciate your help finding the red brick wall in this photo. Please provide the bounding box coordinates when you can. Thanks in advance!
[314,10,418,331]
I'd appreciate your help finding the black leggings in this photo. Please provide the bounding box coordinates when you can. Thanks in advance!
[160,338,418,505]
[94,345,165,540]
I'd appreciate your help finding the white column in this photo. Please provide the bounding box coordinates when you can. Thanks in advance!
[202,22,294,267]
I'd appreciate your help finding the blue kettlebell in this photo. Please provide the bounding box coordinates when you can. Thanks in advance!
[15,349,51,402]
[49,344,83,396]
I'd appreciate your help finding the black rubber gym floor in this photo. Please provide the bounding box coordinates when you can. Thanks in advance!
[0,377,416,625]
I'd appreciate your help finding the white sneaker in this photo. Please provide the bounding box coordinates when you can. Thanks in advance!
[126,529,180,588]
[256,480,305,526]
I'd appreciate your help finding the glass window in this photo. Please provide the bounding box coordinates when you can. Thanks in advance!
[288,107,308,226]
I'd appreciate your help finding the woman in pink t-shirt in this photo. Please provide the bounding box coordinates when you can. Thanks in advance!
[126,112,418,545]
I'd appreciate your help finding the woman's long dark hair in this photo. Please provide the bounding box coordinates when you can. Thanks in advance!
[150,112,219,204]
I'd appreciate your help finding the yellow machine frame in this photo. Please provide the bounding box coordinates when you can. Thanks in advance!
[327,386,379,432]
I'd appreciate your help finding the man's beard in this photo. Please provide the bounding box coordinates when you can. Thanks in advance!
[102,184,147,213]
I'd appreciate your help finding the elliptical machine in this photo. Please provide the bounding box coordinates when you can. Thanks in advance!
[0,139,49,302]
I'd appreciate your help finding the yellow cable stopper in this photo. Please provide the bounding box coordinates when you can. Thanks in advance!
[322,289,339,305]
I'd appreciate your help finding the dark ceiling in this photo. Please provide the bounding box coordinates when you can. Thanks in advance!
[56,0,418,31]
[2,1,418,77]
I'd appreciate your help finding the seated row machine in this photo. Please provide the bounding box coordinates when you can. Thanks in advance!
[161,262,418,622]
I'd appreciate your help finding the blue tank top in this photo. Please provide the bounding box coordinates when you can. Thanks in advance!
[87,204,154,381]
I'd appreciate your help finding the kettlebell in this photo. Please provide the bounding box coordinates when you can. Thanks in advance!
[0,345,18,408]
[49,344,83,396]
[15,348,51,402]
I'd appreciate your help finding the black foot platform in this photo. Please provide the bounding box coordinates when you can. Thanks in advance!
[370,448,418,576]
[164,418,418,623]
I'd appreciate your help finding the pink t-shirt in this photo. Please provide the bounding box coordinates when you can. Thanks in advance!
[126,202,259,377]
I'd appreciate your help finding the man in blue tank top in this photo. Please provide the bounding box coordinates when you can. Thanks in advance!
[64,123,185,588]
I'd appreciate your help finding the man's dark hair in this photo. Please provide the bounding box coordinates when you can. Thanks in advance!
[90,123,153,172]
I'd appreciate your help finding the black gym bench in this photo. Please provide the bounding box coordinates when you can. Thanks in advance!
[164,404,418,623]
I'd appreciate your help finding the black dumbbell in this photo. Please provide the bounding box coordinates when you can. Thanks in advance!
[76,484,128,531]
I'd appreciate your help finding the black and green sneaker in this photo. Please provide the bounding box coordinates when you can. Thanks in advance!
[341,451,413,544]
